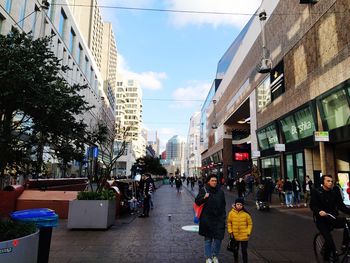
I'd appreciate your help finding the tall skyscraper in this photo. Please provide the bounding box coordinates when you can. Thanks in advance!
[68,0,103,70]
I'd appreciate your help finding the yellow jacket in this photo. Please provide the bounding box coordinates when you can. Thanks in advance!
[227,208,253,241]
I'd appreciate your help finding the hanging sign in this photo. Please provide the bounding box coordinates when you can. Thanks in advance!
[314,131,329,142]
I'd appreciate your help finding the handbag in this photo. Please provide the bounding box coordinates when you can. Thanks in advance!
[193,203,204,223]
[193,187,207,223]
[227,237,238,252]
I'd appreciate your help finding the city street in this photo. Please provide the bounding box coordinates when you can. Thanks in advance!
[48,183,331,263]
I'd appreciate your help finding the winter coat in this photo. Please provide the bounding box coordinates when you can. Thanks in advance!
[195,185,226,240]
[227,208,253,241]
[310,186,350,220]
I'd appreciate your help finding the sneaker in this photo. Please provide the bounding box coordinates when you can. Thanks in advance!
[205,258,213,263]
[212,256,219,263]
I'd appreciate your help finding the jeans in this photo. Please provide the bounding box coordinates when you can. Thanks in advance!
[293,191,300,205]
[285,191,293,206]
[204,237,222,258]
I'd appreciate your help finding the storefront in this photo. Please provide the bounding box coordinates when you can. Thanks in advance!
[256,102,318,182]
[316,80,350,202]
[256,79,350,187]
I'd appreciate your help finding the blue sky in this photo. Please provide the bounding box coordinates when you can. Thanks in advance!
[99,0,261,151]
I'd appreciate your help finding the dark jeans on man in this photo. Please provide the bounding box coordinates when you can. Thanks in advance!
[233,241,248,263]
[316,217,348,260]
[142,196,150,216]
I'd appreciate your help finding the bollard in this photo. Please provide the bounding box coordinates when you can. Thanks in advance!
[168,214,171,220]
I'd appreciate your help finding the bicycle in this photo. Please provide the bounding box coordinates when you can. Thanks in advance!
[313,213,350,262]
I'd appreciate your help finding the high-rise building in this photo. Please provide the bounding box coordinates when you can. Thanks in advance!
[67,0,103,70]
[185,112,201,177]
[0,0,109,177]
[114,79,144,176]
[165,135,186,175]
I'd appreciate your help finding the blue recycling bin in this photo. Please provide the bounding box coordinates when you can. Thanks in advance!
[11,208,58,263]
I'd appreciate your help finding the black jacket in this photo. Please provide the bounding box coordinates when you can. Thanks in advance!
[195,185,226,240]
[310,186,350,220]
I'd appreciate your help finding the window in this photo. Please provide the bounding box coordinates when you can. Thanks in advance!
[5,0,12,13]
[279,105,316,143]
[84,57,89,75]
[19,0,28,27]
[58,9,67,37]
[256,76,271,111]
[0,13,5,34]
[77,44,82,66]
[320,88,350,130]
[294,107,316,139]
[69,28,76,53]
[280,115,299,143]
[286,154,294,180]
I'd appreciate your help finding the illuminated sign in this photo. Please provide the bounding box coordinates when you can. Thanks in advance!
[235,153,250,161]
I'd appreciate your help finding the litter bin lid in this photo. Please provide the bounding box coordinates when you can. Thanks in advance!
[10,208,58,227]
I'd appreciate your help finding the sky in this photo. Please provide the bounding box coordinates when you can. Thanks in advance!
[98,0,262,151]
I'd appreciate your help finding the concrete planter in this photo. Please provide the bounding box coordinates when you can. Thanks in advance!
[67,200,116,229]
[0,230,39,263]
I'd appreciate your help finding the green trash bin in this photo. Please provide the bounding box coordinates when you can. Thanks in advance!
[11,208,58,263]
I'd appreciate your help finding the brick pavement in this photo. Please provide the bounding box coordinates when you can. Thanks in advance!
[49,183,316,263]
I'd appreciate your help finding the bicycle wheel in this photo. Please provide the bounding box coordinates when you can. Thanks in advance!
[314,233,325,263]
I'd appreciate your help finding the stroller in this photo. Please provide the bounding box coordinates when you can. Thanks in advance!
[255,184,270,211]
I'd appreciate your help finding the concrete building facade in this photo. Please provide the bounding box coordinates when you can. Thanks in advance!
[201,0,350,193]
[185,112,201,178]
[0,0,112,177]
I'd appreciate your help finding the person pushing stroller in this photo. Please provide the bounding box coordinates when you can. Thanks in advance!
[255,183,269,211]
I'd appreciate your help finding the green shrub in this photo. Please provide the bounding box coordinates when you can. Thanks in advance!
[77,189,115,200]
[0,220,37,242]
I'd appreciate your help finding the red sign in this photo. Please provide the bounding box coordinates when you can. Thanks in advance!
[235,152,249,161]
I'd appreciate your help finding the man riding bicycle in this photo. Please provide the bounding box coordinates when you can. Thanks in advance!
[310,174,350,262]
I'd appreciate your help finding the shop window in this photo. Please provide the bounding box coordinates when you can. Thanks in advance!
[321,89,350,130]
[294,106,316,139]
[295,152,304,182]
[265,124,279,146]
[257,129,269,150]
[279,105,316,143]
[286,154,294,180]
[261,156,281,181]
[280,115,298,143]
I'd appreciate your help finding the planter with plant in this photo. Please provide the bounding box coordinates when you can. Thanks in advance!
[67,189,116,229]
[0,220,38,263]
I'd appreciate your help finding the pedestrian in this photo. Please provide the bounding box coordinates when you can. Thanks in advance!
[237,177,246,198]
[191,177,195,191]
[175,176,182,194]
[263,177,274,204]
[302,175,313,207]
[276,178,285,204]
[170,175,175,187]
[195,174,226,263]
[227,198,253,263]
[283,178,293,207]
[292,178,301,207]
[138,173,153,218]
[149,174,156,209]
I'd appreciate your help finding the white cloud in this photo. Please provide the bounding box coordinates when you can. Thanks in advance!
[117,55,167,90]
[166,0,262,28]
[171,81,211,108]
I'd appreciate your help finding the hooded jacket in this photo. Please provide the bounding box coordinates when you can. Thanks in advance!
[227,208,253,241]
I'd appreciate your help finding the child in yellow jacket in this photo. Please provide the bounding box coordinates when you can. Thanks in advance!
[227,198,253,263]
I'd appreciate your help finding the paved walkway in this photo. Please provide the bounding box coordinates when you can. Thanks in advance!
[49,183,315,263]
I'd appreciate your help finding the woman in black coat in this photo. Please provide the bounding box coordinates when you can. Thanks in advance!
[195,174,226,263]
